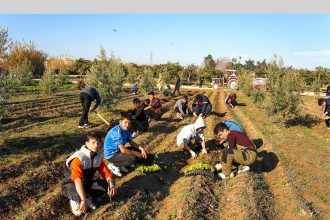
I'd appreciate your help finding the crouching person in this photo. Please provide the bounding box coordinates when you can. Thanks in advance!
[104,113,150,177]
[176,116,207,158]
[130,98,149,138]
[213,123,257,179]
[174,95,191,119]
[62,132,117,217]
[216,120,245,146]
[192,94,212,118]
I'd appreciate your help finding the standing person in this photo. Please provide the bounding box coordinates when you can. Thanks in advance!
[192,94,212,118]
[144,91,163,121]
[104,113,150,177]
[130,98,149,138]
[174,95,191,119]
[318,98,330,129]
[225,93,237,108]
[62,132,117,217]
[172,73,181,96]
[176,116,207,158]
[213,123,257,179]
[199,76,205,88]
[78,81,101,128]
[156,73,164,91]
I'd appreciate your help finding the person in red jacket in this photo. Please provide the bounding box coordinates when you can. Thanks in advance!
[62,132,117,217]
[144,91,163,122]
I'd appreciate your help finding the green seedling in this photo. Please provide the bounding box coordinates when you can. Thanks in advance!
[136,163,161,173]
[182,163,214,173]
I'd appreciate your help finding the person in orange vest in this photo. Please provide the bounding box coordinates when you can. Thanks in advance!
[62,132,116,217]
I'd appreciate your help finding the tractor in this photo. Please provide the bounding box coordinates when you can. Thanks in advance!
[211,69,268,90]
[211,69,238,90]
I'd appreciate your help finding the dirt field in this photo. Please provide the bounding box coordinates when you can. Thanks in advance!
[0,87,329,220]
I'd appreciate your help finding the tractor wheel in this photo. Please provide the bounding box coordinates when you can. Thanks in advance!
[227,79,238,90]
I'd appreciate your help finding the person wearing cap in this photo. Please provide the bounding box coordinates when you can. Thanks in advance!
[213,123,257,179]
[192,94,212,118]
[176,116,207,158]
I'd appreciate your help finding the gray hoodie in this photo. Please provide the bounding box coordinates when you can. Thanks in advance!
[176,116,206,146]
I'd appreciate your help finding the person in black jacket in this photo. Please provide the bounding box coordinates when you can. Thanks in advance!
[318,98,330,129]
[130,98,149,138]
[192,94,212,118]
[78,82,101,128]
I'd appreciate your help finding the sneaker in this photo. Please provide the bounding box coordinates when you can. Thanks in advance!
[237,166,250,174]
[83,123,90,127]
[78,125,86,129]
[70,199,82,217]
[218,172,235,179]
[107,163,122,177]
[131,131,141,138]
[176,113,184,119]
[215,163,222,171]
[120,166,129,173]
[86,198,96,210]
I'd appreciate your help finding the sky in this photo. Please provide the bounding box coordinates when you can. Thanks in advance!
[1,14,330,69]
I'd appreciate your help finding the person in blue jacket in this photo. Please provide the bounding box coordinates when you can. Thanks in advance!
[103,113,150,177]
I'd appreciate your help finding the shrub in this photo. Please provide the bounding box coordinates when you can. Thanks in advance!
[2,41,46,77]
[237,71,254,96]
[0,73,16,104]
[250,89,265,106]
[139,68,155,95]
[85,47,125,110]
[126,64,141,84]
[57,68,69,85]
[263,55,303,118]
[8,61,34,86]
[39,68,58,94]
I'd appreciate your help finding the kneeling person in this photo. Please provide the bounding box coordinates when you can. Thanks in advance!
[214,123,257,179]
[62,132,116,217]
[104,113,149,177]
[176,116,207,158]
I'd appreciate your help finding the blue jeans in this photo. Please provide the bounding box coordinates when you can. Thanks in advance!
[193,103,212,117]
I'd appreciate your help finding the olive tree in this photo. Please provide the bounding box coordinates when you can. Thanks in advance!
[85,47,125,110]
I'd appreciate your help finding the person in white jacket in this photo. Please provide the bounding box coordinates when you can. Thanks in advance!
[176,116,207,158]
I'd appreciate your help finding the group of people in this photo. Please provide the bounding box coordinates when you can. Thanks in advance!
[176,116,256,179]
[63,113,153,217]
[63,82,248,217]
[174,93,213,119]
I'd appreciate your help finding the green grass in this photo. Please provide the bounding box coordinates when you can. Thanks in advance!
[15,80,77,92]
